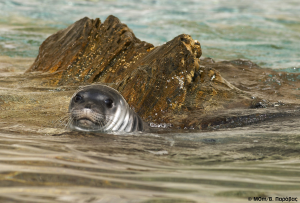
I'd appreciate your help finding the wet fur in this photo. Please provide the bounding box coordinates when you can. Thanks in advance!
[66,84,145,133]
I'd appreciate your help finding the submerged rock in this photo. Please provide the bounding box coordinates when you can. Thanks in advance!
[26,16,299,129]
[201,58,300,105]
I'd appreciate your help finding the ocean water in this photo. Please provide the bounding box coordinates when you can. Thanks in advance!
[0,0,300,69]
[1,1,300,202]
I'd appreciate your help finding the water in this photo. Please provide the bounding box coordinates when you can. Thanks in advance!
[1,0,300,202]
[0,0,300,69]
[0,54,300,203]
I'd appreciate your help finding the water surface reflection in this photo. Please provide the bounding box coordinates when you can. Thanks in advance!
[0,57,300,203]
[0,129,300,202]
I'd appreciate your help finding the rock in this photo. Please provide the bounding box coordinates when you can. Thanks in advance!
[113,37,255,129]
[26,16,277,129]
[26,16,154,86]
[201,58,300,105]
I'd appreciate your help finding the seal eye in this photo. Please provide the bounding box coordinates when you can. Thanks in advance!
[104,98,113,108]
[74,94,83,103]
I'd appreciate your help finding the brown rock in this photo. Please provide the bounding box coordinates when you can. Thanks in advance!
[28,16,290,129]
[27,15,154,86]
[112,36,254,129]
[201,58,300,104]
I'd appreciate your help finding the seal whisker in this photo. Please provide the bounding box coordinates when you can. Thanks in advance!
[67,116,76,130]
[53,114,72,129]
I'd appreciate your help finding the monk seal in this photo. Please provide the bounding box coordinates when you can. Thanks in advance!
[68,84,146,133]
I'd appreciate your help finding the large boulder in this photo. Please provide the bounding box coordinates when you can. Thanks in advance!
[26,16,278,129]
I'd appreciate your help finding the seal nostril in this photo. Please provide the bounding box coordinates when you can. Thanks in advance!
[85,104,92,109]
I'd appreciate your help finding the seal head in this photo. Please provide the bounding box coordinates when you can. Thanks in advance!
[68,85,144,133]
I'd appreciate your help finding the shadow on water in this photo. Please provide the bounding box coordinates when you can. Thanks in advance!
[0,58,300,202]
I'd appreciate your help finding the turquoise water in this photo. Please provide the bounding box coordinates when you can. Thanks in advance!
[0,0,300,69]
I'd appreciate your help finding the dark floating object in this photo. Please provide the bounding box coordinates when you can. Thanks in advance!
[26,16,300,130]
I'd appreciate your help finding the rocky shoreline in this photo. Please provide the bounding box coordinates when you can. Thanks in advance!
[25,16,300,129]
